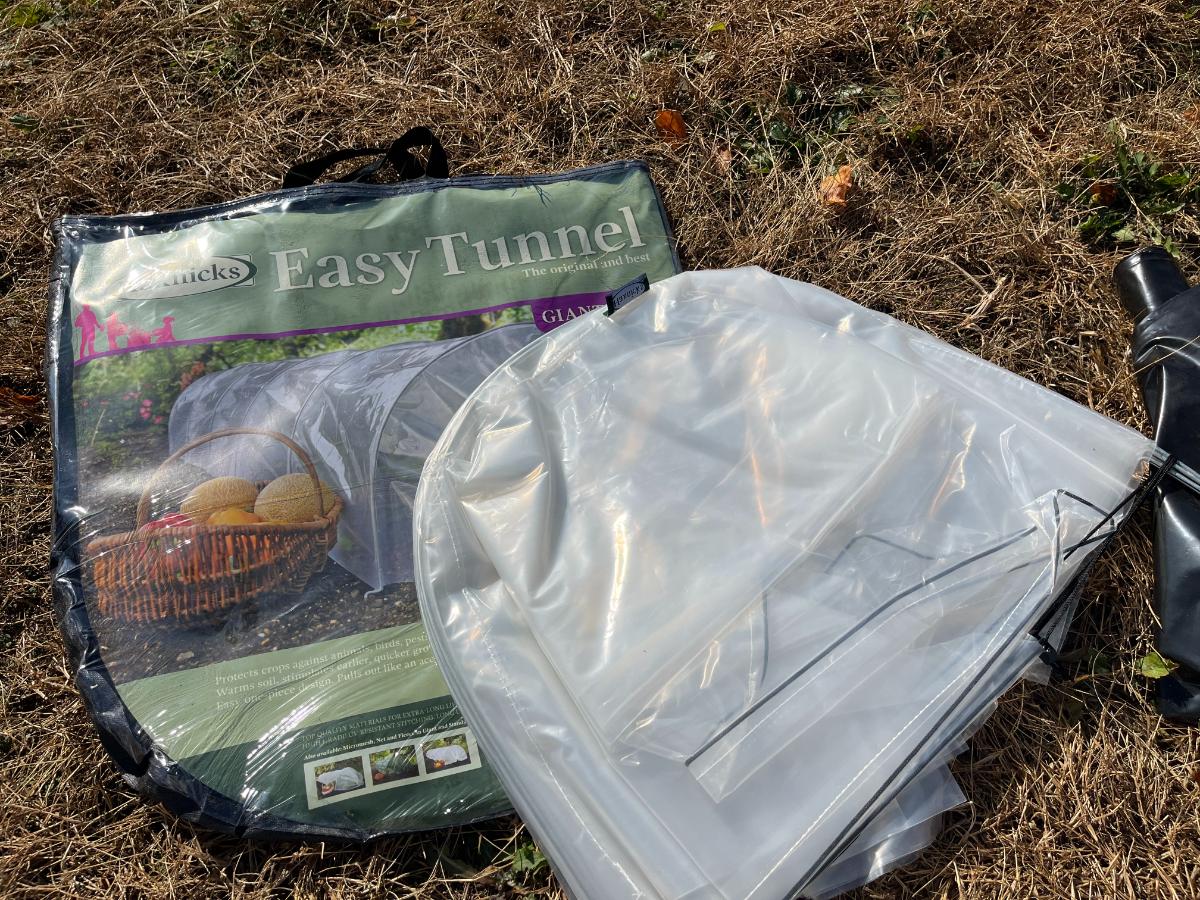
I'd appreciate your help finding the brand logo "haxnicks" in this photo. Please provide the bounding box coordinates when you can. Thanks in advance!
[123,255,256,300]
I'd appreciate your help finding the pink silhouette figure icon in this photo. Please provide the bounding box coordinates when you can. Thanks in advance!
[151,316,176,344]
[126,327,153,348]
[74,306,100,358]
[105,313,129,351]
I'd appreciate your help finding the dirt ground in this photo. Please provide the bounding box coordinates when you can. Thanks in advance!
[3,1,1200,897]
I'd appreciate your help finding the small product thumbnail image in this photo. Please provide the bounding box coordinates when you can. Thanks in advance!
[370,745,420,784]
[422,733,472,772]
[314,757,366,798]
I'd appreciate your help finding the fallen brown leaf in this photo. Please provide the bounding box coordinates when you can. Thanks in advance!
[0,386,41,409]
[655,109,688,144]
[820,164,854,207]
[0,386,43,428]
[1088,181,1118,205]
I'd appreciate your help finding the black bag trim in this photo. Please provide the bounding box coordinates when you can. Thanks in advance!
[282,126,451,189]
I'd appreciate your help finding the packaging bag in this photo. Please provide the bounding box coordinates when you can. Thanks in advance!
[1115,247,1200,721]
[413,268,1154,897]
[46,129,679,839]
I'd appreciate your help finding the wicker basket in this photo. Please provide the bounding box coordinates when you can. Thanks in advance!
[87,427,343,624]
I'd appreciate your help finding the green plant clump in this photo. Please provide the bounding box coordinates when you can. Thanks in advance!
[1058,129,1200,256]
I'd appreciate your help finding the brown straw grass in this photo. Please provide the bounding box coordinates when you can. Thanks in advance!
[2,0,1199,896]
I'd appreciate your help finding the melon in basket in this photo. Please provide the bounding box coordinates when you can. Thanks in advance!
[180,476,259,520]
[254,473,337,523]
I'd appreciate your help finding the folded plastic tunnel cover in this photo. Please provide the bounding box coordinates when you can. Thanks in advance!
[414,268,1153,899]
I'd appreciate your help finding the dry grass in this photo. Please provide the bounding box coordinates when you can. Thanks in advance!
[3,0,1200,897]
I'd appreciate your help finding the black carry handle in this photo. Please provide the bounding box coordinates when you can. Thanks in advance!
[282,126,450,188]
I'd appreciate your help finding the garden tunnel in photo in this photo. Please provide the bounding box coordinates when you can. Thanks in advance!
[168,322,540,589]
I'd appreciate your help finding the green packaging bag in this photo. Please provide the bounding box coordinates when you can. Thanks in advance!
[47,129,678,838]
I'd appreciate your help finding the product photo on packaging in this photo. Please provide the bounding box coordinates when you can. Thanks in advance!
[46,131,678,839]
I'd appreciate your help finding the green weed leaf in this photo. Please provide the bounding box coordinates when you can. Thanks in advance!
[1156,172,1191,190]
[1059,132,1198,248]
[510,840,548,875]
[767,120,798,145]
[3,1,52,27]
[1138,650,1178,680]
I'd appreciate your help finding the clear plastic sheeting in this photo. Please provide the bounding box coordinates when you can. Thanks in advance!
[169,324,539,588]
[413,268,1154,898]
